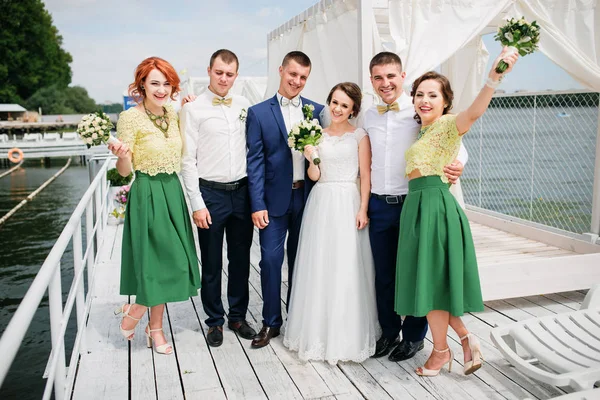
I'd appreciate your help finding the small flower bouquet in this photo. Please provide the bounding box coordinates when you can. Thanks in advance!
[109,185,130,223]
[77,111,118,148]
[288,105,323,165]
[494,16,540,73]
[114,185,130,206]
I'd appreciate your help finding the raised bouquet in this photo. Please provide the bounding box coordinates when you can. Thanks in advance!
[287,104,323,165]
[77,111,118,148]
[494,16,540,73]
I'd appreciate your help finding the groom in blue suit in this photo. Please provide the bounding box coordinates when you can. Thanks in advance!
[246,51,324,348]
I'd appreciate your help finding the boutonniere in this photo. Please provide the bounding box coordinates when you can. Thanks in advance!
[239,108,247,122]
[302,104,314,120]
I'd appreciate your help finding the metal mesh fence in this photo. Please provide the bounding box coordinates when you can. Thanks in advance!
[462,90,598,234]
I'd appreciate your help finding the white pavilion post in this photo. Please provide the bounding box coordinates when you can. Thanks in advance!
[358,0,373,91]
[589,104,600,242]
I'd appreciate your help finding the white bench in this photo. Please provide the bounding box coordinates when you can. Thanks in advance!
[43,133,60,141]
[62,132,78,141]
[23,133,42,142]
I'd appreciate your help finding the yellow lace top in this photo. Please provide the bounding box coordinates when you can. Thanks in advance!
[116,105,183,176]
[405,114,462,183]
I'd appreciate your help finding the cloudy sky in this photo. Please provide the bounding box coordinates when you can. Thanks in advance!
[43,0,583,104]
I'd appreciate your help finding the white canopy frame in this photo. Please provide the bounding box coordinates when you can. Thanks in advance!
[266,0,600,241]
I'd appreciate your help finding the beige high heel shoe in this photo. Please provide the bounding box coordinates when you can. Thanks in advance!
[461,333,483,375]
[145,325,173,355]
[416,347,453,377]
[114,304,142,340]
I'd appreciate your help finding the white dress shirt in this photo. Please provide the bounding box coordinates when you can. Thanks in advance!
[180,90,251,211]
[277,92,305,182]
[364,92,468,196]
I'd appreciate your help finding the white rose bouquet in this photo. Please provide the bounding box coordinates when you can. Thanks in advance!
[77,111,118,148]
[288,105,323,165]
[494,16,540,73]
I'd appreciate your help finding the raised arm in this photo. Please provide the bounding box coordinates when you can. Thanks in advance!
[456,47,518,135]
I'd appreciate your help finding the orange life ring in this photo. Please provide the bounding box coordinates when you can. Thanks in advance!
[7,148,24,163]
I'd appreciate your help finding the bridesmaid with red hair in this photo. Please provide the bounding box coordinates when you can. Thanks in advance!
[109,57,201,354]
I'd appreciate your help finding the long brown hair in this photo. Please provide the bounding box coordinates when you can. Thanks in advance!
[410,71,454,124]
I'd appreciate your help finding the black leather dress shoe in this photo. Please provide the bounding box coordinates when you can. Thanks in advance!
[207,326,223,347]
[251,325,280,349]
[228,320,257,340]
[371,337,400,358]
[388,339,425,362]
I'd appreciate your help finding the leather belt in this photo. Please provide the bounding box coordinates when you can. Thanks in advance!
[371,193,406,205]
[199,177,247,191]
[292,180,305,189]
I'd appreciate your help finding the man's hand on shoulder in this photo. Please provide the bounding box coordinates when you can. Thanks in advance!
[193,208,212,229]
[443,160,464,184]
[251,210,269,229]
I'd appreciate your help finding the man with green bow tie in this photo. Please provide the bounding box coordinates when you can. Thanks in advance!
[180,49,257,347]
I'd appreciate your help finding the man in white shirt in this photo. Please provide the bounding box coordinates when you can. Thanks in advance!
[180,49,256,347]
[364,52,467,361]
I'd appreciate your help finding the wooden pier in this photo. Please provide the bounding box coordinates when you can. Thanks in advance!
[72,222,592,400]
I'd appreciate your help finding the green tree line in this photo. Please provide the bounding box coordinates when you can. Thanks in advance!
[0,0,122,114]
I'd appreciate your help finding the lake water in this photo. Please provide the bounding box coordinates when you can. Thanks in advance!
[0,160,90,399]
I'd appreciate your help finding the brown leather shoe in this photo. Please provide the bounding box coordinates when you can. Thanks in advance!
[250,325,280,348]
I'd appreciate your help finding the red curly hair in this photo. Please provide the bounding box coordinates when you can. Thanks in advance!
[129,57,181,103]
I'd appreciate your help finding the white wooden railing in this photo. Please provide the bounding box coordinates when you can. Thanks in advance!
[0,155,114,400]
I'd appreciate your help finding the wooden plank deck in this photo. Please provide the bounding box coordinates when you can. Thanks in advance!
[72,221,586,400]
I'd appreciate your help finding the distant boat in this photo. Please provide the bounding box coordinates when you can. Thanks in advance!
[557,112,571,118]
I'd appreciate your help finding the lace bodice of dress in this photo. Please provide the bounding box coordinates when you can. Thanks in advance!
[317,128,367,183]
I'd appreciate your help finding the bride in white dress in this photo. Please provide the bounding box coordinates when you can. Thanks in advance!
[283,82,380,364]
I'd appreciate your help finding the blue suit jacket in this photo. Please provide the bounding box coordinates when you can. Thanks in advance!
[246,94,324,217]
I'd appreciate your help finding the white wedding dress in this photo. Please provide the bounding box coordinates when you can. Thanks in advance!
[283,128,380,364]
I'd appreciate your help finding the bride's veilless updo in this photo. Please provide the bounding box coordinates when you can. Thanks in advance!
[326,82,362,118]
[410,71,454,124]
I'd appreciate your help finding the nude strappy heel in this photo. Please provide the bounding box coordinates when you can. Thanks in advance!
[460,333,483,375]
[114,304,141,340]
[416,347,453,376]
[145,325,173,355]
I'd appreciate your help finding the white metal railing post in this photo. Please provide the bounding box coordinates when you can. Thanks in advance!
[85,202,95,292]
[72,220,86,354]
[48,262,66,400]
[590,98,600,238]
[94,181,102,251]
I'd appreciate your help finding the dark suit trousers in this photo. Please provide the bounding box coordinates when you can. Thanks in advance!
[368,195,428,342]
[258,186,305,328]
[198,184,254,327]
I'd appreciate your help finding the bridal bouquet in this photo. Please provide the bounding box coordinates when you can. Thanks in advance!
[287,104,323,165]
[494,17,540,73]
[77,111,118,148]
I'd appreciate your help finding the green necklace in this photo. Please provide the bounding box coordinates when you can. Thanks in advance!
[418,125,430,140]
[143,102,169,136]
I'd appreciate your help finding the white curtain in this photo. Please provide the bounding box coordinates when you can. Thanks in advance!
[265,0,361,102]
[388,0,511,85]
[513,0,600,91]
[440,36,490,114]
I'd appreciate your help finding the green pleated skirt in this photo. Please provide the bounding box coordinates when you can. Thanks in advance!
[394,176,483,317]
[120,172,201,307]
